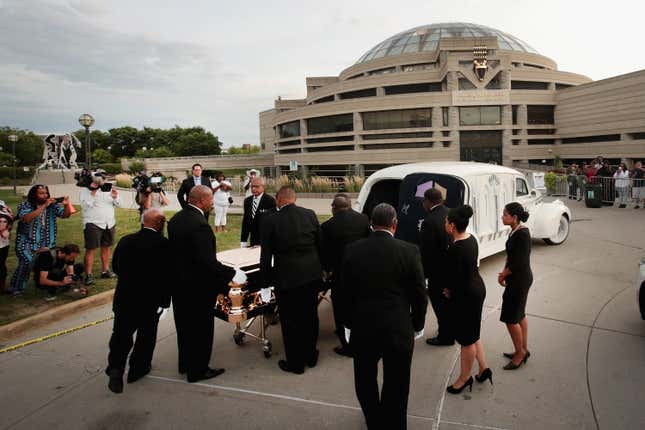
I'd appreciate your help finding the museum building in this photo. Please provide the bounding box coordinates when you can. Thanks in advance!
[259,22,645,177]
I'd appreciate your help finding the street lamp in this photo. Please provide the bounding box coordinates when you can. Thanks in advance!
[78,113,95,170]
[7,134,18,194]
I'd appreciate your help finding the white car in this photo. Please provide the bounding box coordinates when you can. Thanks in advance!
[355,162,571,260]
[638,258,645,319]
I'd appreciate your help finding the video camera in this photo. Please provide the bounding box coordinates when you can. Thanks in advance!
[74,169,112,192]
[132,172,164,194]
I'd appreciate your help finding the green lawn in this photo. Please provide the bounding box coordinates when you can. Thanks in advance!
[0,190,330,326]
[0,190,243,325]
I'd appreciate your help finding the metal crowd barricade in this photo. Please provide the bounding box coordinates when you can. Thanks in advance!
[588,176,640,205]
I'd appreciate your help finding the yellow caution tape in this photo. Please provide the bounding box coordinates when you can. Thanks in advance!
[0,315,114,354]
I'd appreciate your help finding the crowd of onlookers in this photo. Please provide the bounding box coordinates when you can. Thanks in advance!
[565,156,644,208]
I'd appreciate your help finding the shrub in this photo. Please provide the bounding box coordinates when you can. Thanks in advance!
[96,163,122,175]
[309,176,335,193]
[115,173,133,189]
[127,161,145,174]
[343,176,365,193]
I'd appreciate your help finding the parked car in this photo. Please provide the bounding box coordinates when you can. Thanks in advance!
[637,257,645,319]
[355,162,572,260]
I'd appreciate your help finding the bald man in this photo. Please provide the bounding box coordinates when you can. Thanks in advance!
[241,177,276,247]
[106,209,171,394]
[168,185,235,383]
[321,194,370,356]
[260,185,323,374]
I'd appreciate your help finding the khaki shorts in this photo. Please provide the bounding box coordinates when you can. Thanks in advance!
[84,223,115,249]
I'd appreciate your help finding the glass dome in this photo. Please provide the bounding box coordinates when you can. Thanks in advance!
[356,22,538,64]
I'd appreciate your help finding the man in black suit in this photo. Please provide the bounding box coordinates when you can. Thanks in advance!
[241,177,276,247]
[419,188,454,346]
[177,163,209,220]
[342,203,427,430]
[106,209,171,394]
[168,185,235,383]
[260,186,322,374]
[321,193,370,357]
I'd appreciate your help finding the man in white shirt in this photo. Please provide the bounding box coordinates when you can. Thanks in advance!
[80,181,120,286]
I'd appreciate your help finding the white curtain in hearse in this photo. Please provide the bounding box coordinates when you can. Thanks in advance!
[470,174,514,241]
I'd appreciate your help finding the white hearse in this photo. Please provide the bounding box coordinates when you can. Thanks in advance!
[355,162,571,260]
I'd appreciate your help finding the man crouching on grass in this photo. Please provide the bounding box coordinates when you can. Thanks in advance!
[105,209,171,394]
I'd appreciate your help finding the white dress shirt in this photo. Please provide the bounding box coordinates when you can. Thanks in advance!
[193,176,202,186]
[80,188,120,228]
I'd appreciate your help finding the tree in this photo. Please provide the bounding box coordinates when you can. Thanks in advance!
[227,145,261,155]
[92,148,113,164]
[0,127,43,166]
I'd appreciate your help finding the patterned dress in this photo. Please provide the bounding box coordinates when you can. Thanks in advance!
[9,202,64,293]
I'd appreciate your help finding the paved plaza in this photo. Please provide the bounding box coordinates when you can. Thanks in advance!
[0,198,643,430]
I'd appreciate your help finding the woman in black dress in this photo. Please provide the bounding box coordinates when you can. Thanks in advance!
[444,205,490,394]
[498,202,533,370]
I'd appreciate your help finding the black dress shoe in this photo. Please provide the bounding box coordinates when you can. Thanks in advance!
[187,367,225,383]
[306,350,319,368]
[106,369,124,394]
[127,366,151,383]
[426,337,455,346]
[278,360,304,374]
[333,346,353,357]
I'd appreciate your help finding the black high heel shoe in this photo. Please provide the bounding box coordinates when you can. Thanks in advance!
[503,350,530,363]
[475,368,493,385]
[503,351,529,370]
[446,376,473,394]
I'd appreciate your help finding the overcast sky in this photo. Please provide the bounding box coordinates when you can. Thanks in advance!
[1,0,643,147]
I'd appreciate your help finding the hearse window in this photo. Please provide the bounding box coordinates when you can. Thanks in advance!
[516,178,529,196]
[362,179,401,218]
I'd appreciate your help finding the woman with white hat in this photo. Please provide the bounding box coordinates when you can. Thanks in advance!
[212,174,233,233]
[243,169,260,198]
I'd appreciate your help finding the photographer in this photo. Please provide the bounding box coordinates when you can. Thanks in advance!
[140,173,169,211]
[80,173,120,286]
[9,185,73,296]
[33,244,84,301]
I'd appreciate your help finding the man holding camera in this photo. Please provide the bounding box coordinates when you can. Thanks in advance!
[140,174,169,212]
[33,244,84,301]
[80,175,120,286]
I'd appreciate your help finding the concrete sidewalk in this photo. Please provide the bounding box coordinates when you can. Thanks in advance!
[0,198,643,429]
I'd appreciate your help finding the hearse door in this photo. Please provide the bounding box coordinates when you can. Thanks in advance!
[395,173,465,246]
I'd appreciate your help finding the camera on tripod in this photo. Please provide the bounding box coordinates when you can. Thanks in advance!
[74,169,112,192]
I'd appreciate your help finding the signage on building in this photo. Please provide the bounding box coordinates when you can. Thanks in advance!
[289,160,298,171]
[452,90,510,106]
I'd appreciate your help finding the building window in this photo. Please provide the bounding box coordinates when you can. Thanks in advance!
[307,145,355,152]
[459,106,501,126]
[561,134,620,144]
[527,105,554,125]
[312,95,334,104]
[362,142,434,150]
[307,114,354,135]
[306,136,354,144]
[511,81,550,90]
[512,105,518,125]
[278,121,300,138]
[384,83,442,95]
[442,107,449,127]
[527,139,555,145]
[556,83,573,90]
[363,108,432,130]
[459,78,477,90]
[339,88,377,100]
[362,132,434,140]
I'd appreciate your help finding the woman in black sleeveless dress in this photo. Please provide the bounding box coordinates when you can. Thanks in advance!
[444,205,491,394]
[498,202,533,370]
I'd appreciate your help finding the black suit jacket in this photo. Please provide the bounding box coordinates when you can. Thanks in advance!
[321,209,371,279]
[112,228,172,313]
[241,193,276,246]
[419,205,452,282]
[177,177,207,209]
[342,231,427,351]
[259,204,322,292]
[168,205,234,307]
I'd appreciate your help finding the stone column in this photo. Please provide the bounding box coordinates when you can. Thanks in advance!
[353,112,363,151]
[376,87,385,97]
[518,104,528,145]
[502,105,513,166]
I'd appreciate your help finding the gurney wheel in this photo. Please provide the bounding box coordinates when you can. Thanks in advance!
[233,332,245,345]
[263,342,272,358]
